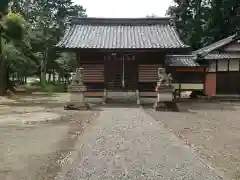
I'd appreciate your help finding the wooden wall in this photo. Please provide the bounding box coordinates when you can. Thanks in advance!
[206,58,240,95]
[222,41,240,52]
[137,52,165,92]
[77,51,105,91]
[76,51,175,92]
[208,59,240,72]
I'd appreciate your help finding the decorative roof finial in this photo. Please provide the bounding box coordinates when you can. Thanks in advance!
[169,18,176,27]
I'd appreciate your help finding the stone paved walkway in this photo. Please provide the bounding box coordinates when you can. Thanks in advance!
[64,107,222,180]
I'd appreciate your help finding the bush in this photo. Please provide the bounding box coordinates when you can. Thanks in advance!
[18,82,67,94]
[40,82,66,94]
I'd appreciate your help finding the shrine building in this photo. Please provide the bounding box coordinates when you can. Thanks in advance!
[56,17,206,99]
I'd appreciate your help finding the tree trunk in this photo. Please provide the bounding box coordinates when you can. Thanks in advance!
[24,75,27,83]
[48,71,52,82]
[17,73,20,81]
[0,36,6,96]
[0,68,6,96]
[53,69,56,83]
[41,45,49,84]
[5,68,12,91]
[41,66,46,84]
[58,69,62,84]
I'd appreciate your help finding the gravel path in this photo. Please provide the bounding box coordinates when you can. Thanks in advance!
[64,107,222,180]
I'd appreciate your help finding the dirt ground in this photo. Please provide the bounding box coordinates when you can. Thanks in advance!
[2,93,240,180]
[0,93,100,180]
[145,101,240,180]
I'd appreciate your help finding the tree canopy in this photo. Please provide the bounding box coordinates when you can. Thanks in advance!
[167,0,240,50]
[0,0,86,95]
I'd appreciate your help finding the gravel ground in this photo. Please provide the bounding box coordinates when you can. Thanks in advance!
[64,107,221,180]
[146,102,240,180]
[0,94,100,180]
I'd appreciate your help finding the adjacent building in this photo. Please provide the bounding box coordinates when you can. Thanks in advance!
[193,33,240,96]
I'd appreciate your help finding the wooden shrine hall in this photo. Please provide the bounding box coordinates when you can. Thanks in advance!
[56,17,205,101]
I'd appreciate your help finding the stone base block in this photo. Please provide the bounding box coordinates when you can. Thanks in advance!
[157,92,173,102]
[153,101,179,112]
[64,101,90,110]
[153,102,168,111]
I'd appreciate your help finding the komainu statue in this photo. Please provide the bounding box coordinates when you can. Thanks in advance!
[154,68,174,111]
[155,68,173,92]
[64,68,89,110]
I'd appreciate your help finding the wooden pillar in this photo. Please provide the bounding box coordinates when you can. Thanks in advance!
[205,73,216,97]
[103,54,108,104]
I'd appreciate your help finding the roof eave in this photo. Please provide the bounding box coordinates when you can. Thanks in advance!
[192,33,240,57]
[54,46,190,51]
[70,17,173,26]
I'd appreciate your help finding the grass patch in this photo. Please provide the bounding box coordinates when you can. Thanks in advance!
[40,83,67,94]
[16,82,67,94]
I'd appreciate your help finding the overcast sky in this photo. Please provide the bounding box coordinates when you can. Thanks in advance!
[72,0,174,18]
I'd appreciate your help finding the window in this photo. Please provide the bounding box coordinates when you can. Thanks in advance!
[209,60,216,72]
[217,60,228,71]
[229,59,239,71]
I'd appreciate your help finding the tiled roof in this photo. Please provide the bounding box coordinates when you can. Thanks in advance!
[204,52,240,60]
[165,55,200,67]
[192,34,239,56]
[56,17,189,49]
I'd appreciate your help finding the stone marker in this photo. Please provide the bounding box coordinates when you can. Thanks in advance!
[64,68,90,110]
[153,68,174,111]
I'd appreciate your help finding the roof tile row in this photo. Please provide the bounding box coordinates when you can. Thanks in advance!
[56,17,189,49]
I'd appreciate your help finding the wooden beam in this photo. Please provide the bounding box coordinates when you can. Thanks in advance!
[175,68,205,72]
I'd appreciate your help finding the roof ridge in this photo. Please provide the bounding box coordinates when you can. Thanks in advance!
[70,16,173,26]
[166,54,195,57]
[192,33,239,57]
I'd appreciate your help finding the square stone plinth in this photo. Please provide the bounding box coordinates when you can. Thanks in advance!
[156,91,173,102]
[64,92,90,110]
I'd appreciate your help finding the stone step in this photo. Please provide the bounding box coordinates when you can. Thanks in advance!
[106,91,137,104]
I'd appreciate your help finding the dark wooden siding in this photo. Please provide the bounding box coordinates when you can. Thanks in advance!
[76,51,170,91]
[82,64,104,83]
[171,71,205,83]
[137,52,164,92]
[77,51,105,91]
[104,59,123,90]
[216,72,240,94]
[138,64,162,82]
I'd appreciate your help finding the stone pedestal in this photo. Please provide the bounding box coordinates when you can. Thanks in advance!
[154,87,173,111]
[102,88,107,104]
[153,68,174,111]
[65,92,89,110]
[64,68,90,110]
[136,89,140,105]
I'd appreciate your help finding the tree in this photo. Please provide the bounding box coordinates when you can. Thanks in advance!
[0,0,87,95]
[6,0,86,86]
[167,0,211,50]
[167,0,240,49]
[204,0,240,44]
[23,0,86,84]
[0,0,26,95]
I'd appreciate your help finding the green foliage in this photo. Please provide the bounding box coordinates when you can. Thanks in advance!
[4,13,26,40]
[22,82,66,94]
[40,83,66,94]
[0,0,86,95]
[0,0,9,17]
[55,52,78,72]
[167,0,240,49]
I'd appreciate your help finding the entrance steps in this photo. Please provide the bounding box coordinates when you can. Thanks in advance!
[106,91,137,104]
